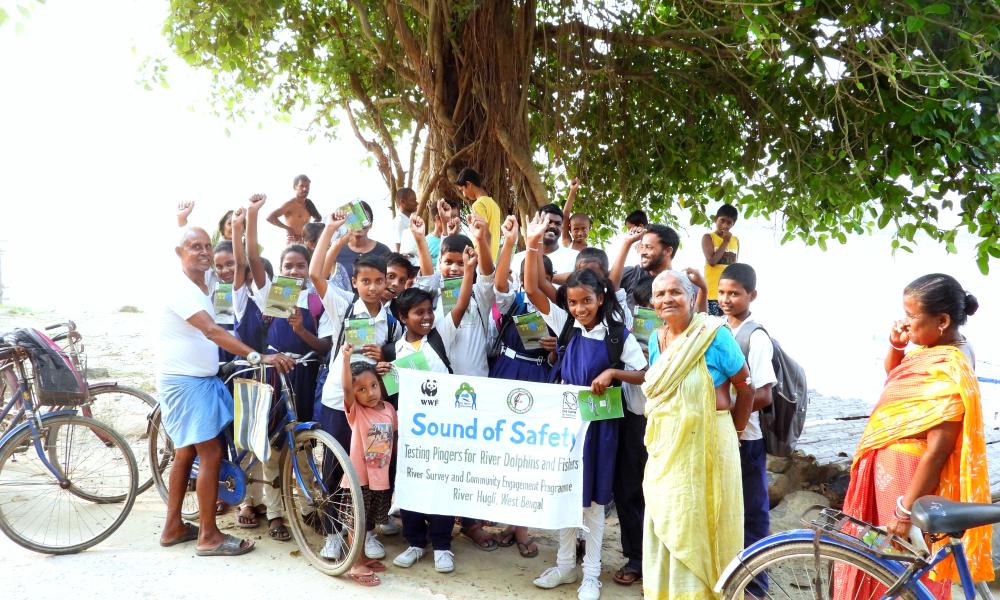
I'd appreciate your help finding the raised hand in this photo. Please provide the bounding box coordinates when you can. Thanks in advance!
[463,246,478,274]
[409,214,427,239]
[570,177,580,192]
[437,198,455,221]
[501,215,519,243]
[342,342,355,357]
[683,267,708,291]
[469,215,488,243]
[247,193,266,211]
[446,216,461,236]
[327,210,348,231]
[177,201,195,226]
[231,208,247,232]
[625,225,646,246]
[525,213,550,244]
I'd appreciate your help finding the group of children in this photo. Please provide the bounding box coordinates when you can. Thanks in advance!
[192,173,772,599]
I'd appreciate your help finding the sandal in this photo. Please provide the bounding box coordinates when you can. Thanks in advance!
[612,564,642,586]
[196,534,254,557]
[516,537,539,558]
[215,501,228,516]
[268,519,291,542]
[496,527,516,548]
[159,523,200,547]
[364,558,386,572]
[236,507,259,529]
[348,569,381,587]
[461,524,498,551]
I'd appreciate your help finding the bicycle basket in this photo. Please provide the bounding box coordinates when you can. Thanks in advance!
[802,506,926,561]
[0,328,89,406]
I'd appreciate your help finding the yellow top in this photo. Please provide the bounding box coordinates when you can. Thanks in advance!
[704,232,739,301]
[471,195,502,258]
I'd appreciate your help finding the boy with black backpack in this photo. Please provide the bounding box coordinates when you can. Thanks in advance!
[718,263,775,595]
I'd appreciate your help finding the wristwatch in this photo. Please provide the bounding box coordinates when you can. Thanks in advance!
[247,351,262,366]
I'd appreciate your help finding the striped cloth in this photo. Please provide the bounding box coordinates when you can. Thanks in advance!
[233,378,274,463]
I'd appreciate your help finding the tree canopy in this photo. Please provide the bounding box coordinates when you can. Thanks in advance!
[159,0,1000,271]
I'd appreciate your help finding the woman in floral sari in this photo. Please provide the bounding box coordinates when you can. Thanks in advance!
[641,270,754,600]
[837,273,990,598]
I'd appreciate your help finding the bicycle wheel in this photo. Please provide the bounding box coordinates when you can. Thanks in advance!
[147,406,199,520]
[281,429,365,576]
[0,414,138,554]
[719,539,918,600]
[82,385,157,494]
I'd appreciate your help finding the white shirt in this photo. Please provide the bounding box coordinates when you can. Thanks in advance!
[414,270,496,377]
[394,318,459,375]
[394,212,418,259]
[157,269,220,377]
[511,246,580,289]
[537,303,648,377]
[730,321,777,441]
[319,289,397,410]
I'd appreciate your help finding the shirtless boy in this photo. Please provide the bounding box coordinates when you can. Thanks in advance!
[267,174,322,243]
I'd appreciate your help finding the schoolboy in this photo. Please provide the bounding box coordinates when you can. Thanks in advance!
[718,262,775,597]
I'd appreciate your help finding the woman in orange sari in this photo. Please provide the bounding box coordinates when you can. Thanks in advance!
[837,273,990,598]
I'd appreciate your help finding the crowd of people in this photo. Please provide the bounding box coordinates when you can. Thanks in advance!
[157,170,989,600]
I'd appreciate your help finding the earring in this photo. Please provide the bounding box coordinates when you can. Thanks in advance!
[938,325,945,334]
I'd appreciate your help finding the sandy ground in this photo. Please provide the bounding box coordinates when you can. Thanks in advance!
[0,308,642,600]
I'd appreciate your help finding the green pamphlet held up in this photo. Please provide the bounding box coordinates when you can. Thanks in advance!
[577,388,624,422]
[263,276,304,318]
[382,351,432,396]
[514,311,546,350]
[440,277,462,313]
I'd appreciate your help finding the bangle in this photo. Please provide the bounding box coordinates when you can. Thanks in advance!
[733,376,752,389]
[894,496,912,521]
[527,246,540,253]
[735,429,745,436]
[889,339,907,351]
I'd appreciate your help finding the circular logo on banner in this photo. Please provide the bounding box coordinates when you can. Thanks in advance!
[506,388,534,414]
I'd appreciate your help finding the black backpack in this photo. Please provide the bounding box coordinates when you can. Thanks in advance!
[551,317,627,385]
[1,328,88,405]
[733,320,808,457]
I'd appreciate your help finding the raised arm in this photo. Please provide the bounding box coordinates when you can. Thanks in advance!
[410,215,435,277]
[341,342,357,413]
[321,233,351,280]
[266,198,296,233]
[683,268,709,314]
[523,214,551,315]
[494,216,519,294]
[610,226,645,289]
[177,201,195,227]
[449,246,478,326]
[885,320,909,374]
[309,211,348,299]
[231,208,247,290]
[246,194,268,289]
[469,215,495,276]
[561,177,579,247]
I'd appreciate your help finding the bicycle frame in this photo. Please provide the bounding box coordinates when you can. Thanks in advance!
[713,528,981,600]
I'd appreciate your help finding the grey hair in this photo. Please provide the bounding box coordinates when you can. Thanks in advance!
[652,270,698,308]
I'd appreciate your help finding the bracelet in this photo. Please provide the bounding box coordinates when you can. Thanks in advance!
[527,246,540,253]
[889,339,907,351]
[735,429,745,436]
[733,376,752,389]
[895,496,911,519]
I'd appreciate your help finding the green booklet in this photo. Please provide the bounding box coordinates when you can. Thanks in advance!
[263,276,304,318]
[440,277,462,313]
[214,283,233,320]
[578,388,624,422]
[339,200,372,232]
[345,318,375,352]
[514,311,546,350]
[382,351,432,396]
[632,307,663,346]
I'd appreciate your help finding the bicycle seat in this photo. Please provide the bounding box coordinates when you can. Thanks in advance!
[911,496,1000,535]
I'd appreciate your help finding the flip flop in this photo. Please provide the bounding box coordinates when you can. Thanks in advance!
[196,534,255,557]
[236,508,259,529]
[517,538,539,558]
[159,523,200,547]
[268,519,291,542]
[364,558,387,573]
[496,528,516,548]
[461,525,498,551]
[348,570,381,587]
[612,565,642,586]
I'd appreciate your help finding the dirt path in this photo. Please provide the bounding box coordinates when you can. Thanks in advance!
[0,308,643,600]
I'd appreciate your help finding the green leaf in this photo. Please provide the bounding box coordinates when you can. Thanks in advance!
[977,253,990,275]
[906,16,924,32]
[923,3,950,15]
[0,7,8,26]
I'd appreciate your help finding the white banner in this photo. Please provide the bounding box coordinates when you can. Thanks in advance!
[395,369,588,530]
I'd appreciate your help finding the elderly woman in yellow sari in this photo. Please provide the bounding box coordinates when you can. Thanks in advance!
[641,270,754,600]
[836,273,990,599]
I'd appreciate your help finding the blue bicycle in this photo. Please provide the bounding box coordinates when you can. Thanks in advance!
[715,496,999,599]
[147,353,365,576]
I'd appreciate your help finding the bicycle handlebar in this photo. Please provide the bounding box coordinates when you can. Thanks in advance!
[44,320,77,333]
[222,351,318,384]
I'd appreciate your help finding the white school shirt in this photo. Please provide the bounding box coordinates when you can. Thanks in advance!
[394,318,459,375]
[248,276,334,347]
[729,320,777,441]
[157,269,220,378]
[319,289,396,411]
[414,270,496,377]
[537,303,648,378]
[492,283,633,347]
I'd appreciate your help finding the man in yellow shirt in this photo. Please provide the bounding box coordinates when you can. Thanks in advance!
[455,168,501,258]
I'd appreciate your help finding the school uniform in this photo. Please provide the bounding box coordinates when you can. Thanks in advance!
[394,319,460,551]
[413,270,496,377]
[490,287,553,383]
[538,303,647,580]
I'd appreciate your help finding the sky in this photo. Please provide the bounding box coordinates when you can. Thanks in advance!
[0,0,997,403]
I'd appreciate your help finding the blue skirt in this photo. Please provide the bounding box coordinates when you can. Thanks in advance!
[158,374,234,448]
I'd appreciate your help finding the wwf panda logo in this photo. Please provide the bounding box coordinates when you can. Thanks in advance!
[420,379,438,397]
